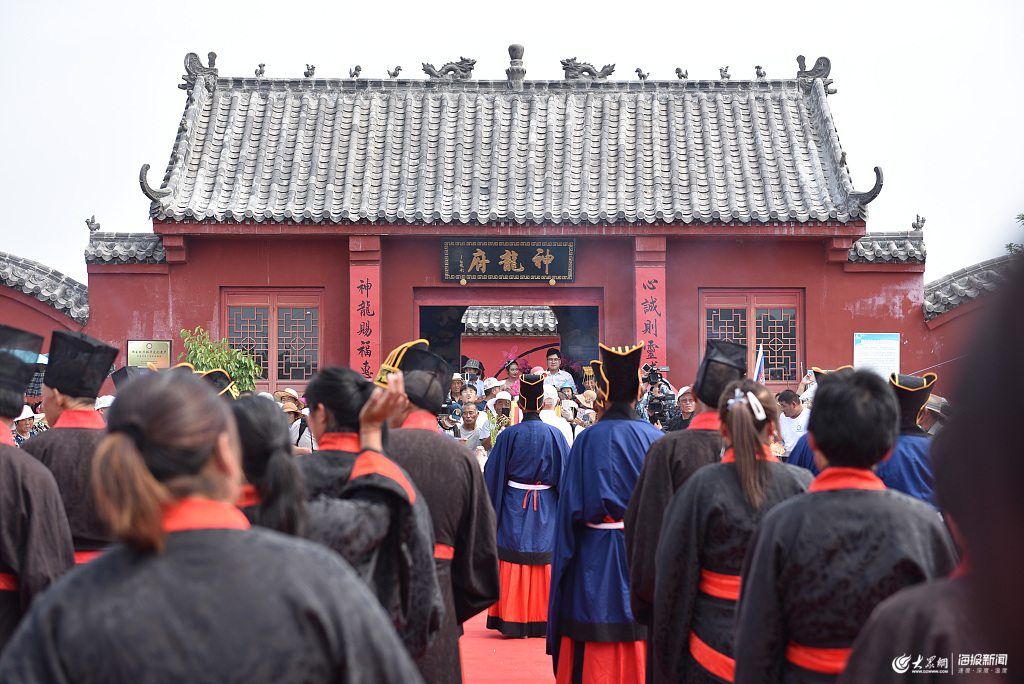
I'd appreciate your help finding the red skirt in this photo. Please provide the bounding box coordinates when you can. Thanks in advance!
[486,560,550,637]
[555,636,645,684]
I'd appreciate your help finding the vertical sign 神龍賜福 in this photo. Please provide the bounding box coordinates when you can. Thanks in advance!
[350,265,381,380]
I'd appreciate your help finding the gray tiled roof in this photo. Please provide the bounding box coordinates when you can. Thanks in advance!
[143,53,879,227]
[923,255,1013,321]
[0,252,89,324]
[462,306,558,335]
[848,232,926,263]
[85,233,166,264]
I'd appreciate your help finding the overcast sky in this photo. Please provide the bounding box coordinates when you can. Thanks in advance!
[2,0,1022,285]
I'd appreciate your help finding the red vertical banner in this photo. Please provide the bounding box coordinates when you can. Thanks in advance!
[350,264,381,380]
[636,267,666,368]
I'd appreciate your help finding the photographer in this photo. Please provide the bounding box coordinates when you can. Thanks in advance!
[638,365,676,430]
[485,390,517,449]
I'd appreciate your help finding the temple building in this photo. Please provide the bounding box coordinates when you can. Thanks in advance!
[0,47,1007,397]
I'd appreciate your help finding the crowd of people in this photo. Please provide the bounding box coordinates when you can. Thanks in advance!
[0,270,1017,684]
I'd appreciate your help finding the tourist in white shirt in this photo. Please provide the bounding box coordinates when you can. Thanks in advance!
[777,389,809,453]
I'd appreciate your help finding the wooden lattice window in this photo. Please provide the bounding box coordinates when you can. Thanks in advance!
[700,290,804,389]
[224,290,322,394]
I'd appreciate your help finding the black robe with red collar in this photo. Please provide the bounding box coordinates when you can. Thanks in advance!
[0,432,74,652]
[299,431,444,663]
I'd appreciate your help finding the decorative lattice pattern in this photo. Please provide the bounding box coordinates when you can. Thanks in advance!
[228,307,269,374]
[756,308,798,381]
[706,308,747,346]
[278,307,318,380]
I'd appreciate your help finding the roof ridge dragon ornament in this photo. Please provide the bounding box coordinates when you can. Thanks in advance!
[561,58,615,81]
[422,57,476,80]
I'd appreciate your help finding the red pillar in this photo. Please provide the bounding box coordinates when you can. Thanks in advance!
[349,236,382,380]
[634,237,667,368]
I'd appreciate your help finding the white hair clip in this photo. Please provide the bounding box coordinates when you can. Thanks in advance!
[727,388,767,422]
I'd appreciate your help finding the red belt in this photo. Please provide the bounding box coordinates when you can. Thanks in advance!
[699,568,741,601]
[785,640,851,674]
[689,630,735,682]
[74,550,104,565]
[434,543,455,560]
[0,573,18,591]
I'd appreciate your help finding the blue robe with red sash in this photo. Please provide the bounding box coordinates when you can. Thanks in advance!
[547,403,663,674]
[484,413,568,564]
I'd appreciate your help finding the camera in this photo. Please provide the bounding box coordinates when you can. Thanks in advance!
[641,363,671,386]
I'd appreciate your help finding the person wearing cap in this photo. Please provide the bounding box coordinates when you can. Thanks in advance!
[381,340,500,684]
[624,339,746,683]
[540,385,574,448]
[280,398,317,454]
[479,377,502,411]
[0,369,424,684]
[0,325,75,650]
[300,366,443,664]
[446,374,465,405]
[874,373,940,509]
[485,390,520,448]
[12,405,39,447]
[548,344,664,682]
[485,374,569,638]
[663,385,695,432]
[542,348,575,389]
[94,395,115,424]
[22,331,118,565]
[460,359,485,397]
[733,369,955,684]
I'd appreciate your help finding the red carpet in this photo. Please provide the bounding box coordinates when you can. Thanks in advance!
[461,611,554,683]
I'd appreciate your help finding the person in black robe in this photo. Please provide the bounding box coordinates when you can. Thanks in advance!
[0,369,424,684]
[301,366,444,663]
[625,339,746,684]
[733,370,957,684]
[0,326,75,651]
[21,331,118,564]
[380,339,500,684]
[653,380,812,684]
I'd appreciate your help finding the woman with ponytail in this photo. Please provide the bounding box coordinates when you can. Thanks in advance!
[651,379,813,684]
[0,371,424,684]
[231,395,306,536]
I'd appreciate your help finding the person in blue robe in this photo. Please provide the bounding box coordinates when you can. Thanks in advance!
[548,343,664,683]
[874,372,939,509]
[484,374,568,637]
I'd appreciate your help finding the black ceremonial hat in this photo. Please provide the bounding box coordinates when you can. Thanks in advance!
[596,343,644,403]
[0,325,44,395]
[518,374,545,412]
[693,339,747,407]
[44,331,117,399]
[378,339,450,414]
[200,369,239,400]
[110,366,142,389]
[889,372,937,427]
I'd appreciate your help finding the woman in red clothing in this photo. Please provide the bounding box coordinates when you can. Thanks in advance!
[652,380,812,683]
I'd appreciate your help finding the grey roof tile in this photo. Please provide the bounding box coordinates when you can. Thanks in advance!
[923,255,1013,321]
[0,252,89,324]
[848,232,927,264]
[462,306,558,335]
[144,65,873,226]
[85,233,166,264]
